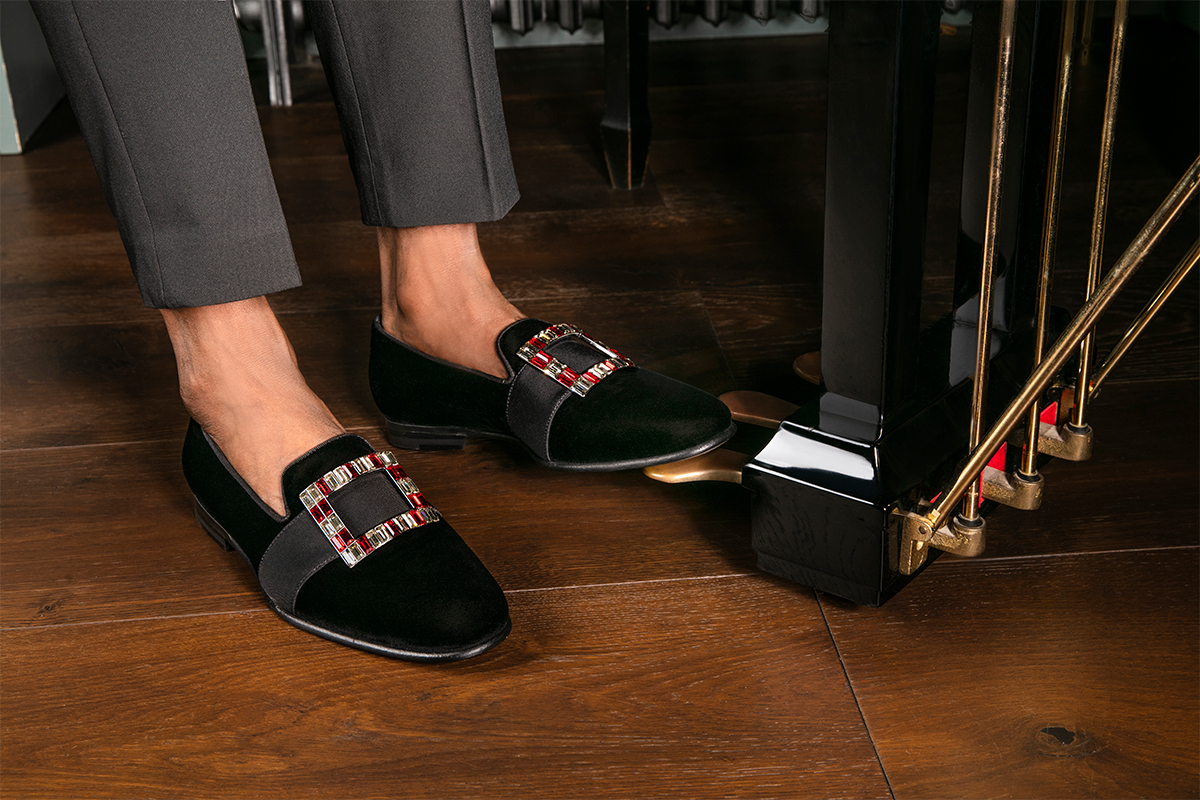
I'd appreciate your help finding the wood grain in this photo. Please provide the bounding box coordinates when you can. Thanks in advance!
[1,576,889,800]
[822,550,1200,800]
[701,285,822,403]
[977,379,1199,558]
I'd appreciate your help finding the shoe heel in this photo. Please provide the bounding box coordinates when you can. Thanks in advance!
[193,497,234,552]
[385,418,468,451]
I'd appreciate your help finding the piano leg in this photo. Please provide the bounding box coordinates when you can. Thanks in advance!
[744,0,1061,606]
[601,0,651,190]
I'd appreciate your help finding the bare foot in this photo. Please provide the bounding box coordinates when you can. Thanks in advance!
[378,223,523,379]
[161,297,345,515]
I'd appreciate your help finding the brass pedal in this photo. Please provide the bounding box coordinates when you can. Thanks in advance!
[643,390,800,485]
[792,351,821,385]
[643,449,748,485]
[719,390,801,428]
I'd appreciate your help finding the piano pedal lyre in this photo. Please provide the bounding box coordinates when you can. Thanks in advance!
[899,0,1168,576]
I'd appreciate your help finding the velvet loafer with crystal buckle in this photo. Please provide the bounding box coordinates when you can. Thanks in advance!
[182,420,510,661]
[369,317,736,471]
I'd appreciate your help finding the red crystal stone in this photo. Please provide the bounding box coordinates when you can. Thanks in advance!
[530,351,552,368]
[315,478,330,495]
[583,372,600,384]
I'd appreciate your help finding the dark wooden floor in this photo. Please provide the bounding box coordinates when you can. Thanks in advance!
[3,23,1198,800]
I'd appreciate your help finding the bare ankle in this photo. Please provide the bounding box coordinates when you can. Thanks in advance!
[377,224,522,378]
[161,297,344,514]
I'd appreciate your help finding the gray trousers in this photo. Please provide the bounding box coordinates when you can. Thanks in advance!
[32,0,519,309]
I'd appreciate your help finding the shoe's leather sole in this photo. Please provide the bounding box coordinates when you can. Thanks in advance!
[193,497,511,662]
[384,417,738,472]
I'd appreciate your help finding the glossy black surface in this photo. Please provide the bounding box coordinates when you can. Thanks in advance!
[819,0,942,443]
[746,315,1061,606]
[600,0,651,189]
[749,1,1064,606]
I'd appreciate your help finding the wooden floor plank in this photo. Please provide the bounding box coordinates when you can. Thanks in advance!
[0,151,824,330]
[701,285,822,403]
[1,576,889,800]
[0,437,755,628]
[822,550,1199,800]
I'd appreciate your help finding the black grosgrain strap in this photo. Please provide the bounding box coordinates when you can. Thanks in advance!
[258,516,338,615]
[507,364,569,462]
[259,456,442,614]
[505,324,635,462]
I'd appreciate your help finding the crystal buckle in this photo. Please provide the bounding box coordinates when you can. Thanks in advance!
[516,323,635,397]
[298,451,441,567]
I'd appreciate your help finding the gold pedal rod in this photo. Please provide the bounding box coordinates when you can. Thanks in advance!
[1070,0,1128,435]
[1089,238,1200,396]
[1016,0,1077,488]
[957,0,1020,530]
[897,155,1200,575]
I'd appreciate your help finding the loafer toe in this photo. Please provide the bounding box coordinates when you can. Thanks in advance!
[546,367,735,469]
[289,521,511,660]
[184,420,510,662]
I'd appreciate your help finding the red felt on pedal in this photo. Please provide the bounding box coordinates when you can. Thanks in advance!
[987,442,1007,471]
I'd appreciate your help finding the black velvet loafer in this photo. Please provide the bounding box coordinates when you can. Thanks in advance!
[182,420,510,661]
[370,317,736,471]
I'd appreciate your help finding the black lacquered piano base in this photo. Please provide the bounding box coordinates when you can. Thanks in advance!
[743,313,1068,607]
[749,481,941,607]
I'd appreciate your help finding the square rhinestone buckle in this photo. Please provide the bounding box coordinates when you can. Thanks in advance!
[298,451,441,567]
[516,323,635,397]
